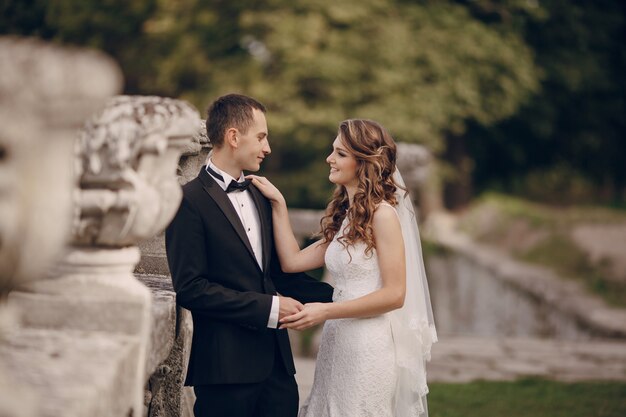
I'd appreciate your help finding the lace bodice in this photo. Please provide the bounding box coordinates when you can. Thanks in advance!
[325,221,383,302]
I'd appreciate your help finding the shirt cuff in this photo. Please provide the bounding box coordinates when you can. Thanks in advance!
[267,295,280,328]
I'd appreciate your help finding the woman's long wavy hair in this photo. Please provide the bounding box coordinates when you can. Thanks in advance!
[320,119,404,256]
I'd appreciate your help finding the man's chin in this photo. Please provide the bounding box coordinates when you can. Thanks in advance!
[246,164,261,172]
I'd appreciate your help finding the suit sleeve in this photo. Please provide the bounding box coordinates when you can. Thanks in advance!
[269,244,334,304]
[165,196,273,331]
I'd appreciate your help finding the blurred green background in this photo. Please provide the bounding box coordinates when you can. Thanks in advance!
[2,0,623,210]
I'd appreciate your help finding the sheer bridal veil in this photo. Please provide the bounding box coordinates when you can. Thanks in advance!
[390,169,438,417]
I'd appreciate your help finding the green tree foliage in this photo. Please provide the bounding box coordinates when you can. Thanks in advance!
[7,1,617,208]
[0,0,157,93]
[236,0,540,206]
[242,0,538,146]
[465,0,625,206]
[1,0,541,207]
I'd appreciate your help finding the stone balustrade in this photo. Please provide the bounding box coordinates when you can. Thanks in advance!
[0,36,122,417]
[0,36,200,417]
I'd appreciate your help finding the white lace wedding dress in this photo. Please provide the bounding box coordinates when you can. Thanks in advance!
[299,214,397,417]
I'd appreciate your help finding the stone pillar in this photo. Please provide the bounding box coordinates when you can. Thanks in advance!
[396,142,441,220]
[135,120,211,276]
[178,119,212,184]
[9,96,200,416]
[0,36,122,417]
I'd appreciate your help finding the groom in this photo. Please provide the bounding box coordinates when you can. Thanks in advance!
[165,94,333,417]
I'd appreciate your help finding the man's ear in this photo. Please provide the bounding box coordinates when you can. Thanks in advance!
[225,128,238,149]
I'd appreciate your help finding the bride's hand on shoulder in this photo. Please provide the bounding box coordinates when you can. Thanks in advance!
[279,302,330,330]
[246,175,285,206]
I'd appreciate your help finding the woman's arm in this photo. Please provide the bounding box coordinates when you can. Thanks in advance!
[279,204,406,330]
[248,175,328,273]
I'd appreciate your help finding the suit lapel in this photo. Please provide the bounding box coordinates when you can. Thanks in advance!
[249,184,272,273]
[199,168,258,267]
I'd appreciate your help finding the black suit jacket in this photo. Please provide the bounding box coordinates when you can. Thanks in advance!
[165,167,334,386]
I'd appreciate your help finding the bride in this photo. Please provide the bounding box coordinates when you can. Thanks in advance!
[248,119,437,417]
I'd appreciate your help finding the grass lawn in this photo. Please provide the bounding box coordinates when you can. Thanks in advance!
[429,379,626,417]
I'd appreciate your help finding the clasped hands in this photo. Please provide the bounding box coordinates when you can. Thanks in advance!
[278,296,329,331]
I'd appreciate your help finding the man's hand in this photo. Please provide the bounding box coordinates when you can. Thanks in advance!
[278,296,304,321]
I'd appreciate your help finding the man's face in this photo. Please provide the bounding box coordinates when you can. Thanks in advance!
[233,109,271,172]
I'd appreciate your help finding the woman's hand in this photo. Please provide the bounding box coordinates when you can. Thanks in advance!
[246,175,285,206]
[279,302,330,330]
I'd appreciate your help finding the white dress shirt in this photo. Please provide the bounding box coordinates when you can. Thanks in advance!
[207,160,280,329]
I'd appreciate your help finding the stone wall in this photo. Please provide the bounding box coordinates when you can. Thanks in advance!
[425,212,626,339]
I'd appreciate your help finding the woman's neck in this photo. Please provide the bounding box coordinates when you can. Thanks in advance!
[345,185,356,206]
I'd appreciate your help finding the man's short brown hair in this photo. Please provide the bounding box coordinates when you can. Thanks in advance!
[206,94,267,148]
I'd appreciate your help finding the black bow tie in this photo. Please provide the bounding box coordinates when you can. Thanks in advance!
[206,165,251,193]
[226,179,252,193]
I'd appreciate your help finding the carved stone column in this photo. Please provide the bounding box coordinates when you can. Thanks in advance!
[0,36,122,417]
[396,142,441,220]
[135,119,211,276]
[178,119,212,184]
[10,96,200,416]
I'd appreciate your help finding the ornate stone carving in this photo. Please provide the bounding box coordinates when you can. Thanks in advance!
[10,96,199,417]
[17,95,200,416]
[184,118,209,156]
[0,35,122,417]
[0,36,122,291]
[177,119,212,184]
[73,95,200,247]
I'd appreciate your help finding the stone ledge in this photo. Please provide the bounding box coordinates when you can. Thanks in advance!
[136,274,194,417]
[427,212,626,339]
[0,328,139,417]
[140,274,177,379]
[135,254,171,277]
[9,291,148,334]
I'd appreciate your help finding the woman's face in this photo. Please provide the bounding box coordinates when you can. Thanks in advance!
[326,135,358,187]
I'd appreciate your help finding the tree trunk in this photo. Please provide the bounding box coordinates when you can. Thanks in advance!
[443,133,473,210]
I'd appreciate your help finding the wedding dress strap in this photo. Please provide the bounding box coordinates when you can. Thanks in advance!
[377,201,399,219]
[377,201,395,209]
